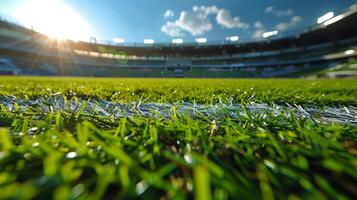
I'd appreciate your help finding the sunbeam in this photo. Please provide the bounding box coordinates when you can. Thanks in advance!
[15,0,93,41]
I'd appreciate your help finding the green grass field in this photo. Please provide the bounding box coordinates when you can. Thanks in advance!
[0,77,356,199]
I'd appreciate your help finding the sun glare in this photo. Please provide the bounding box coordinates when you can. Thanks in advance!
[15,0,93,41]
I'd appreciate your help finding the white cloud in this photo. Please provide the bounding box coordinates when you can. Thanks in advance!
[175,11,213,36]
[254,21,264,29]
[252,21,266,39]
[276,22,289,31]
[161,7,213,36]
[252,12,301,39]
[265,6,293,17]
[161,6,219,36]
[161,21,183,37]
[193,5,219,15]
[163,9,174,18]
[216,9,249,29]
[265,6,274,13]
[275,16,302,31]
[291,16,302,25]
[161,5,249,37]
[253,29,265,39]
[275,22,290,31]
[252,16,301,39]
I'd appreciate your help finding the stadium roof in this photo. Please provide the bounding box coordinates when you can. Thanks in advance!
[1,0,357,43]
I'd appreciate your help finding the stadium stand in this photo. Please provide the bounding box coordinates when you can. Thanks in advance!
[0,8,356,77]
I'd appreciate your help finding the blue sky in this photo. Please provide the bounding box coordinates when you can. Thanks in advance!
[0,0,356,43]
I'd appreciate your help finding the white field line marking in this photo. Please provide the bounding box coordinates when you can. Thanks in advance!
[0,95,356,125]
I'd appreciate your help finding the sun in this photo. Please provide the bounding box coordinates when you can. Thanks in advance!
[15,0,93,41]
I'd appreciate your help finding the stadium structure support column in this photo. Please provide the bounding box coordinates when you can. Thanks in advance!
[164,56,168,72]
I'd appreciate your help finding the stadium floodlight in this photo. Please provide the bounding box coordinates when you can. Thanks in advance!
[344,49,355,55]
[317,12,334,24]
[317,12,335,24]
[195,38,207,43]
[113,38,125,44]
[172,38,183,44]
[144,39,155,44]
[262,30,278,38]
[323,14,344,26]
[228,36,239,42]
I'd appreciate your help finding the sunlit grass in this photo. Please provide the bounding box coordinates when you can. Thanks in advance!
[0,77,357,105]
[0,77,356,199]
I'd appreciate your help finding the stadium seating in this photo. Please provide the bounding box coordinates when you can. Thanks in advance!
[0,8,356,77]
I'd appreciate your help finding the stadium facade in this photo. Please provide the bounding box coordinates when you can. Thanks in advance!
[0,8,356,77]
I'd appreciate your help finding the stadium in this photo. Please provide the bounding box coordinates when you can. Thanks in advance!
[0,1,356,200]
[1,7,357,78]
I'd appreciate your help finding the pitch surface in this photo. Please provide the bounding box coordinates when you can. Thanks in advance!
[0,77,356,199]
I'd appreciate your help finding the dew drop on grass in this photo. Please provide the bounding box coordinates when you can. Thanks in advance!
[139,151,146,158]
[135,180,149,195]
[0,152,5,160]
[185,144,192,151]
[28,127,38,132]
[264,160,276,170]
[32,142,39,147]
[51,92,62,96]
[24,153,32,159]
[115,159,120,165]
[186,181,193,191]
[72,183,85,198]
[37,176,48,185]
[66,152,77,159]
[184,154,193,164]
